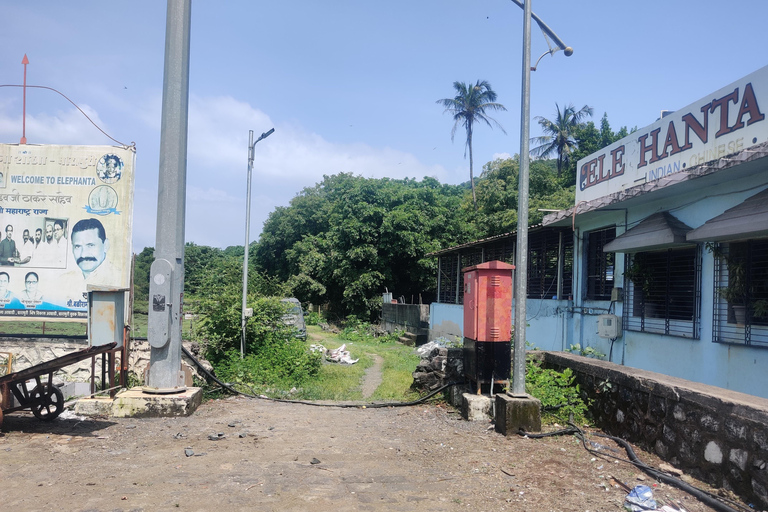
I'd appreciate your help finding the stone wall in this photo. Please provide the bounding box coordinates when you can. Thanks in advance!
[537,351,768,509]
[0,337,210,385]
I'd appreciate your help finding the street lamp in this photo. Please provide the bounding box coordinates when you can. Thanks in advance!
[511,0,572,396]
[241,127,275,358]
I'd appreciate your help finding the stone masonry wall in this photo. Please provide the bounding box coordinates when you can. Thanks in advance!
[536,351,768,509]
[0,337,209,385]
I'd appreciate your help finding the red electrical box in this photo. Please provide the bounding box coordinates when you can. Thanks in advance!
[463,261,514,341]
[462,260,514,394]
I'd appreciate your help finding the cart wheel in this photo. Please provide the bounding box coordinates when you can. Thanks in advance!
[31,385,64,421]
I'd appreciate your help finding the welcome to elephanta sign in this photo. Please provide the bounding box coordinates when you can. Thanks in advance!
[0,144,135,319]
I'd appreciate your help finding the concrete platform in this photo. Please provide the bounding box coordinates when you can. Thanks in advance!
[74,387,202,418]
[461,392,492,421]
[495,393,541,435]
[112,387,202,418]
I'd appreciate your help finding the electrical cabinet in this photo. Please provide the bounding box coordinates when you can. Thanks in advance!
[597,314,622,339]
[463,260,514,341]
[462,260,514,394]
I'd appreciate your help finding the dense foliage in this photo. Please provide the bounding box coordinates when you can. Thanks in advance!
[255,174,476,320]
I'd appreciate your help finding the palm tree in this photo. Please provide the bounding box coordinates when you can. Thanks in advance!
[437,80,506,210]
[530,103,593,177]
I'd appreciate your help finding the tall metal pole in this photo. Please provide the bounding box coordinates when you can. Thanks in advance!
[241,128,274,358]
[147,0,192,391]
[512,0,533,396]
[241,130,255,359]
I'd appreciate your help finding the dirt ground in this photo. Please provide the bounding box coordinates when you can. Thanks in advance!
[0,393,732,512]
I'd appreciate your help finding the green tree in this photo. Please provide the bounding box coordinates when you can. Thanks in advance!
[256,173,473,320]
[530,103,594,178]
[437,80,507,210]
[472,156,574,237]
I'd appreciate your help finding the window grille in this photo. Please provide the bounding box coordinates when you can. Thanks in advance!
[623,247,700,338]
[433,228,572,304]
[528,230,572,299]
[713,240,768,347]
[585,227,616,300]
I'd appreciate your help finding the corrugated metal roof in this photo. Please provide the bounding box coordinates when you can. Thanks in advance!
[427,224,548,257]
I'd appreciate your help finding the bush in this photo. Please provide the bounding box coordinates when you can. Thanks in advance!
[215,341,321,388]
[196,291,321,388]
[525,357,591,425]
[305,310,321,326]
[339,316,401,343]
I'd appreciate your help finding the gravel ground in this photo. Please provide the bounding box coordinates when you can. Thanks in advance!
[0,394,732,512]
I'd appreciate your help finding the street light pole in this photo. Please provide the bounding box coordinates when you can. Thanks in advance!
[241,128,275,358]
[510,0,572,396]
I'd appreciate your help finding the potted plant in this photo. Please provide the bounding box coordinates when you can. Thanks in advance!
[710,244,749,324]
[623,254,656,317]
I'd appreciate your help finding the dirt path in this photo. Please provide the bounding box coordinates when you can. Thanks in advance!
[0,396,724,512]
[361,353,383,398]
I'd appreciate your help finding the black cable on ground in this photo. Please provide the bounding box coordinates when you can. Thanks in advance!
[517,424,746,512]
[182,345,460,409]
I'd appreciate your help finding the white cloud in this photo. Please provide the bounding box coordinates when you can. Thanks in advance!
[0,94,453,248]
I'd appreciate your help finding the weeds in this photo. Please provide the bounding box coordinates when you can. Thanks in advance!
[525,356,591,425]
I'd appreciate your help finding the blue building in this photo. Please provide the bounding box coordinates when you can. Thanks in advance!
[430,65,768,399]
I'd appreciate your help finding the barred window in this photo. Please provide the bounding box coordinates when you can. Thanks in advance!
[713,239,768,347]
[585,227,616,300]
[623,247,701,338]
[528,230,572,299]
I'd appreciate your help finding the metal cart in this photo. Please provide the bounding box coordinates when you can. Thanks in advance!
[0,342,117,423]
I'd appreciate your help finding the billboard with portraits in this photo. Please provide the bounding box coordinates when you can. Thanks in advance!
[0,144,135,319]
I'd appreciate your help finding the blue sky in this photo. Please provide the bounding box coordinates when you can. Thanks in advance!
[1,1,766,250]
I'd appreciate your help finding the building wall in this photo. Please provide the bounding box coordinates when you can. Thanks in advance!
[430,170,768,399]
[569,169,768,399]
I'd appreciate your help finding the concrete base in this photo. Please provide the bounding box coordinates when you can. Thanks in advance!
[74,387,202,418]
[461,392,492,421]
[74,397,114,417]
[495,393,541,436]
[111,387,202,418]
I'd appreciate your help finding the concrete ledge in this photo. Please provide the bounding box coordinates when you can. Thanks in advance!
[495,393,541,436]
[74,397,114,416]
[111,387,202,418]
[461,392,492,421]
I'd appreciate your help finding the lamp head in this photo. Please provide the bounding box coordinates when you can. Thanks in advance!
[563,47,574,57]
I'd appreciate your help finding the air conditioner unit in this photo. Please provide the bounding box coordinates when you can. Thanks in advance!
[597,314,621,339]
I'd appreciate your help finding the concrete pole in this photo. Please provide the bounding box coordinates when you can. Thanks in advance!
[511,0,532,397]
[147,0,191,391]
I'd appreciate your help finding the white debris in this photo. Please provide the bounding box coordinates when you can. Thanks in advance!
[312,343,358,364]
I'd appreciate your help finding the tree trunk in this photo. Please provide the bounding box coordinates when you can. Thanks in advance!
[468,126,477,211]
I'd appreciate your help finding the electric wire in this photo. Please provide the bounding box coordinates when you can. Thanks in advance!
[0,84,133,148]
[181,345,459,409]
[517,424,747,512]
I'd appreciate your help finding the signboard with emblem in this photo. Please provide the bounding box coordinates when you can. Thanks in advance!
[0,144,135,319]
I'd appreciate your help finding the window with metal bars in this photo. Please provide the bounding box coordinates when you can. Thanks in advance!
[585,227,616,301]
[527,230,572,299]
[712,239,768,347]
[434,228,572,304]
[623,247,700,338]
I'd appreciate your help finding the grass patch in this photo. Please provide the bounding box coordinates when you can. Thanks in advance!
[0,321,86,336]
[284,325,420,402]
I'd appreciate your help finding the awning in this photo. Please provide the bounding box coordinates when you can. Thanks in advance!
[603,212,694,253]
[686,187,768,242]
